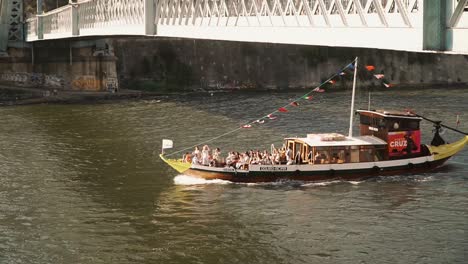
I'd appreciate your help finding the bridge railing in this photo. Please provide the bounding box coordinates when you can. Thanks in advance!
[78,0,146,35]
[41,5,73,39]
[155,0,421,28]
[25,17,38,41]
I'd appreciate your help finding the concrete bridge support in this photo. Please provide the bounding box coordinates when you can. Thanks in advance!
[0,39,119,91]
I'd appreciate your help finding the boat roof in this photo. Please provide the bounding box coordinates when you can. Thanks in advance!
[286,134,387,147]
[356,109,422,120]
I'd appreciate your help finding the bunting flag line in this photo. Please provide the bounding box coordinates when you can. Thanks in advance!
[278,107,288,112]
[267,114,277,120]
[365,65,376,71]
[374,74,385,80]
[242,124,252,128]
[290,101,299,107]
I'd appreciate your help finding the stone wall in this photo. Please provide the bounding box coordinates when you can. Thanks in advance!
[1,37,467,93]
[112,37,468,91]
[0,40,119,91]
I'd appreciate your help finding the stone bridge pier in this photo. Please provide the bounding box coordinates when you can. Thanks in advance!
[0,39,119,92]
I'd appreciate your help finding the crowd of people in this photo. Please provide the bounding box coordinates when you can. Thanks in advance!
[182,145,345,169]
[182,145,300,169]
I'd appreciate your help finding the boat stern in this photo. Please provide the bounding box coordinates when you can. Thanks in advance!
[428,136,468,161]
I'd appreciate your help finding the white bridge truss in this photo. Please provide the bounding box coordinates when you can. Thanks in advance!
[25,0,468,53]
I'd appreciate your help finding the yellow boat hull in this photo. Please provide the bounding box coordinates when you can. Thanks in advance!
[159,154,191,173]
[428,136,468,161]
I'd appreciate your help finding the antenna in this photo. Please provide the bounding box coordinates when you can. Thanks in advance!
[368,90,371,110]
[348,57,358,137]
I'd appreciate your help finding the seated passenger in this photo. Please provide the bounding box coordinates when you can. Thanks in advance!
[192,155,199,165]
[314,152,322,164]
[183,152,192,163]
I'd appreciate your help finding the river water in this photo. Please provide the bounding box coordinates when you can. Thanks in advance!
[0,87,467,263]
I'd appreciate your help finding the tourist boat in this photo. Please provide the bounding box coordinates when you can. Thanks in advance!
[160,59,468,183]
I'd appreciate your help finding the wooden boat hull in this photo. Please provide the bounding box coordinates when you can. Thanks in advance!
[182,157,449,183]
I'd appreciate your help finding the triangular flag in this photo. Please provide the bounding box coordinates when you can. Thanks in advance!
[365,65,376,71]
[383,82,393,88]
[278,107,288,112]
[339,72,346,76]
[255,119,265,124]
[348,63,355,70]
[313,87,325,93]
[242,124,252,128]
[329,80,337,84]
[290,101,299,107]
[374,74,385,80]
[267,114,277,120]
[302,95,313,100]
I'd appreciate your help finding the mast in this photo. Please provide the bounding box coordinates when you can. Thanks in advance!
[348,57,358,137]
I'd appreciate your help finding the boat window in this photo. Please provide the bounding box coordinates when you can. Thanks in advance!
[330,147,346,164]
[314,147,330,164]
[359,146,374,162]
[388,119,420,131]
[350,146,359,163]
[360,115,371,125]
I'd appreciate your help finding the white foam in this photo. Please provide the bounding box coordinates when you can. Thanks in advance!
[173,175,232,185]
[302,180,343,187]
[348,181,363,185]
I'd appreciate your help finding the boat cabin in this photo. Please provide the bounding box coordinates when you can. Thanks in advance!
[284,133,387,164]
[283,109,427,164]
[356,109,425,159]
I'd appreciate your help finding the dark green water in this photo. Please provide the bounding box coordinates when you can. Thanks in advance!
[0,88,467,263]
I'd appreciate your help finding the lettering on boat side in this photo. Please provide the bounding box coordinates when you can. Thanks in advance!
[259,167,288,171]
[223,168,236,172]
[369,126,379,131]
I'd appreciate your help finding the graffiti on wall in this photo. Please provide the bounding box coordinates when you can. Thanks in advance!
[105,77,118,91]
[44,74,64,88]
[0,72,65,88]
[71,76,102,91]
[1,73,29,84]
[1,72,118,91]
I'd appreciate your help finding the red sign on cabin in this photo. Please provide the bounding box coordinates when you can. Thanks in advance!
[388,131,421,157]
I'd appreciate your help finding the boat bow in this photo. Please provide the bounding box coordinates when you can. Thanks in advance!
[428,136,468,161]
[160,154,191,173]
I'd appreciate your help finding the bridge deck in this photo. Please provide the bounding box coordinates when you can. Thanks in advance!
[23,0,468,54]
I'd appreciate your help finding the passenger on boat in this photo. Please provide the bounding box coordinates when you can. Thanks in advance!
[226,151,238,168]
[183,152,192,163]
[272,149,280,165]
[279,147,287,164]
[192,154,199,164]
[286,146,294,165]
[201,145,211,166]
[211,148,221,167]
[314,152,322,164]
[307,150,314,164]
[192,146,201,161]
[294,151,302,164]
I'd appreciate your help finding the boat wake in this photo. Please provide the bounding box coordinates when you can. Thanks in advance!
[173,175,365,187]
[173,175,232,185]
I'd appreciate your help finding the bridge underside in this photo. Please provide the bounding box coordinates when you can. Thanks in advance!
[22,0,468,54]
